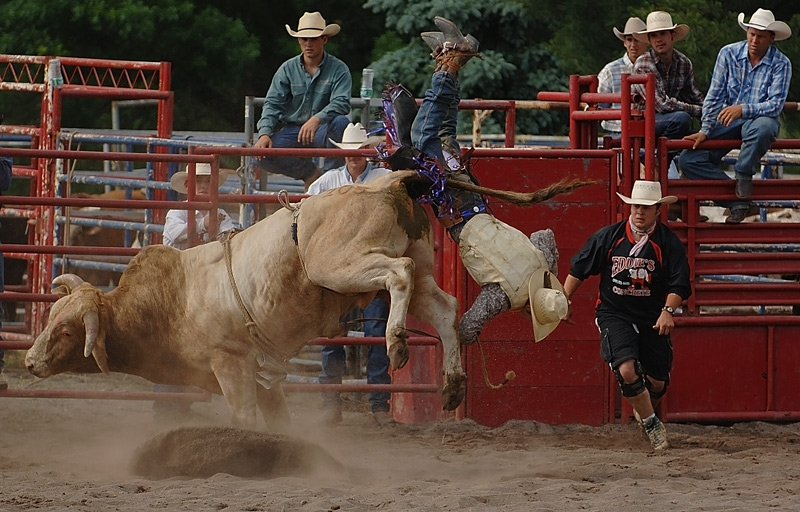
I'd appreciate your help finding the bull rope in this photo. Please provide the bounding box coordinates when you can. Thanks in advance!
[221,234,293,365]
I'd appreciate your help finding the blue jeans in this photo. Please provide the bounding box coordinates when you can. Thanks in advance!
[258,115,350,181]
[411,72,461,167]
[319,298,391,412]
[644,111,693,171]
[677,117,779,211]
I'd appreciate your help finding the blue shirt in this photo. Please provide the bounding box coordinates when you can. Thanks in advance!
[597,53,635,133]
[257,52,352,138]
[700,41,792,135]
[307,162,390,195]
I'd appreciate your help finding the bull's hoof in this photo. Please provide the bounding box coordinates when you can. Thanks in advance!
[441,372,467,411]
[388,342,410,370]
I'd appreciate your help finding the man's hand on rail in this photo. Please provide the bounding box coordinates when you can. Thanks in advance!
[683,131,707,149]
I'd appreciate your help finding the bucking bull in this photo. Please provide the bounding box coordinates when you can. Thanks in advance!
[25,171,593,429]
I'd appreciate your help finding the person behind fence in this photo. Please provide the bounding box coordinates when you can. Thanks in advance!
[254,11,352,191]
[632,11,704,175]
[598,17,648,137]
[306,122,395,426]
[163,163,237,250]
[382,16,568,346]
[562,180,691,451]
[677,8,792,225]
[0,155,13,390]
[155,162,236,417]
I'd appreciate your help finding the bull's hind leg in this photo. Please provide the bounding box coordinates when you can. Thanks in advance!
[406,240,467,411]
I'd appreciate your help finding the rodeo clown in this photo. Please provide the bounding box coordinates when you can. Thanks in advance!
[378,17,568,344]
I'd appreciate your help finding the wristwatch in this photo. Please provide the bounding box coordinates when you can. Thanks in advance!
[662,306,675,315]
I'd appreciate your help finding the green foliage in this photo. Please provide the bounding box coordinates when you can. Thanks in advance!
[1,0,800,138]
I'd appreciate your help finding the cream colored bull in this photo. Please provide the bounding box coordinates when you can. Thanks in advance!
[26,171,592,430]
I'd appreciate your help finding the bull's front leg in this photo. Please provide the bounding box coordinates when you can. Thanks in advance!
[211,357,260,429]
[383,257,416,370]
[408,274,467,411]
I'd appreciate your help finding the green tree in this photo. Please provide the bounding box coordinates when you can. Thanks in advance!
[364,0,570,136]
[0,0,260,131]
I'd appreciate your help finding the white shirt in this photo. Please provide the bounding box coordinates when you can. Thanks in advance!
[307,163,391,195]
[163,207,235,250]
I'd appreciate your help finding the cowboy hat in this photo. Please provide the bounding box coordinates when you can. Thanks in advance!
[330,122,379,149]
[613,17,647,41]
[633,11,690,43]
[285,12,340,38]
[738,9,791,41]
[616,180,677,206]
[528,269,569,342]
[170,163,235,194]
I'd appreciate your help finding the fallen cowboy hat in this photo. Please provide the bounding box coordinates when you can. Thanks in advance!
[330,122,381,149]
[613,17,647,41]
[285,12,340,38]
[170,163,235,194]
[528,269,569,342]
[616,180,677,206]
[738,8,791,41]
[633,11,690,43]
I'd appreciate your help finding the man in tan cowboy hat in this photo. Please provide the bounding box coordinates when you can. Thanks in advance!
[678,7,792,224]
[306,121,394,426]
[597,17,648,136]
[564,180,691,451]
[254,11,352,190]
[631,11,704,173]
[163,163,237,250]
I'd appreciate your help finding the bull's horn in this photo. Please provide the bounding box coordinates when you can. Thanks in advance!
[53,274,86,295]
[83,310,100,357]
[83,310,110,375]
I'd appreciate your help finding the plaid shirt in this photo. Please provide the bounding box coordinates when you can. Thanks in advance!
[700,41,792,134]
[597,53,635,132]
[632,48,704,118]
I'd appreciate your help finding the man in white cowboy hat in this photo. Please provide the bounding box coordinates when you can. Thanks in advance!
[305,122,394,426]
[597,17,648,136]
[163,163,237,250]
[254,11,352,190]
[631,11,704,172]
[678,8,792,224]
[563,180,691,451]
[307,122,390,194]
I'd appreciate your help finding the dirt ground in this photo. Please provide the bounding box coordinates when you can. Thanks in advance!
[2,369,800,512]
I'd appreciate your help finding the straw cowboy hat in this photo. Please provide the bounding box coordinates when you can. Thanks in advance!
[614,17,647,41]
[738,8,791,41]
[170,163,235,194]
[285,12,340,38]
[616,180,677,206]
[330,122,382,150]
[633,11,690,43]
[528,269,569,342]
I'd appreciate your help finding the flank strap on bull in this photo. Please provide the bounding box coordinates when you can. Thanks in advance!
[222,233,291,389]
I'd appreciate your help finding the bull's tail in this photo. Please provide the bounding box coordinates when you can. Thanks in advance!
[392,171,599,206]
[448,176,600,205]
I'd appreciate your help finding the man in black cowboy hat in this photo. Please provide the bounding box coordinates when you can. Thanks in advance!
[678,8,793,224]
[254,12,352,190]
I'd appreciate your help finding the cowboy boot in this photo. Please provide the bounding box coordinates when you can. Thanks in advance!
[429,18,481,79]
[434,17,470,47]
[421,31,445,58]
